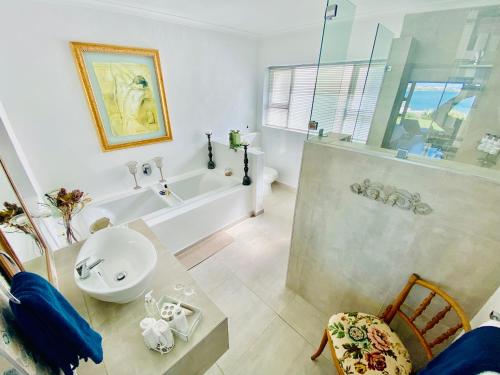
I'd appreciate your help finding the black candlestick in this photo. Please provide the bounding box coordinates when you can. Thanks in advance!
[206,133,216,169]
[242,144,251,186]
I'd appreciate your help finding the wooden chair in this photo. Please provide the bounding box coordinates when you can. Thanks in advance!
[311,274,471,374]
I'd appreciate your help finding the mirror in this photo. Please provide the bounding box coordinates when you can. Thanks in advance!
[0,157,54,283]
[0,230,22,280]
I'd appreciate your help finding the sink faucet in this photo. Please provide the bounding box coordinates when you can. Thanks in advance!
[75,257,104,279]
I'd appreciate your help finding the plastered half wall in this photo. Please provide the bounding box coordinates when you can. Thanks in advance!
[287,140,500,363]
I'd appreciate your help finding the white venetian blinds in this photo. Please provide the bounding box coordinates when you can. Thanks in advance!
[265,61,386,143]
[266,66,316,132]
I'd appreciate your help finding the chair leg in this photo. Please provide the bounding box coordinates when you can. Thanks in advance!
[311,329,328,360]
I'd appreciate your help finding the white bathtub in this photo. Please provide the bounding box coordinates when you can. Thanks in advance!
[76,189,170,228]
[74,169,252,253]
[168,170,240,202]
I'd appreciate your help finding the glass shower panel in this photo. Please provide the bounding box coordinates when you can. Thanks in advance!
[307,0,356,139]
[351,24,394,144]
[371,5,500,171]
[436,7,499,166]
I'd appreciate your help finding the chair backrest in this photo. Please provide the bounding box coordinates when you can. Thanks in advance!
[381,273,471,360]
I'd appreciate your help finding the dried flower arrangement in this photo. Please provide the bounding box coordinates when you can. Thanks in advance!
[43,188,91,244]
[0,202,43,253]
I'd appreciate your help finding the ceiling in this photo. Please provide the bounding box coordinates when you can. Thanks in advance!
[59,0,500,36]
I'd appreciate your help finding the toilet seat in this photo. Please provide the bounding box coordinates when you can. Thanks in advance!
[263,167,279,184]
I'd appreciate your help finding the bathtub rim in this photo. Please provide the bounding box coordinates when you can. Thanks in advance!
[76,168,246,229]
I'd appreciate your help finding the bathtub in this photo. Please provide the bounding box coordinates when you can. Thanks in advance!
[168,170,240,202]
[73,169,253,253]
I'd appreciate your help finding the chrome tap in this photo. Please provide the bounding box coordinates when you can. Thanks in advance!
[75,257,104,279]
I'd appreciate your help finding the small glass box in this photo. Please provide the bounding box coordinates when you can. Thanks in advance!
[156,295,202,342]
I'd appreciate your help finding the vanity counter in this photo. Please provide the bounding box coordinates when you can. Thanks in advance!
[54,220,228,375]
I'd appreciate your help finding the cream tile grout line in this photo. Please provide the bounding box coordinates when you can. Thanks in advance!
[189,256,278,371]
[215,364,224,375]
[275,309,333,363]
[201,247,331,368]
[187,187,331,371]
[82,293,111,374]
[187,245,277,372]
[214,240,319,343]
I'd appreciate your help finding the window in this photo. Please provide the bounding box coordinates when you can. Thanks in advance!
[266,66,316,132]
[265,62,386,142]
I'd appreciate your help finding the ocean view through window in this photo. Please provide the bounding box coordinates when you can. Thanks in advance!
[383,81,477,159]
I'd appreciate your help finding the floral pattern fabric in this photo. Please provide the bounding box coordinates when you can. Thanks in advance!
[328,312,412,375]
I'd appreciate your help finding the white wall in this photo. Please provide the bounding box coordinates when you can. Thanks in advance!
[471,285,500,328]
[0,111,43,261]
[256,13,404,189]
[257,27,321,188]
[0,111,40,210]
[0,1,258,199]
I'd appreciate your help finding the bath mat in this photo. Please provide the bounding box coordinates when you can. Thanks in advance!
[176,231,234,270]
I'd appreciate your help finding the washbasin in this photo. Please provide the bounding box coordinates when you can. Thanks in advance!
[74,227,157,303]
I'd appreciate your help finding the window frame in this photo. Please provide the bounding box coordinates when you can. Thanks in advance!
[264,60,386,139]
[264,66,302,133]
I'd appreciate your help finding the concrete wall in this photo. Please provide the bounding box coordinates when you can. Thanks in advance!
[0,1,258,199]
[454,48,500,169]
[402,7,500,171]
[367,6,500,172]
[366,37,416,147]
[287,140,500,366]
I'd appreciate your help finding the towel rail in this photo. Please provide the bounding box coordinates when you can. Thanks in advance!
[0,252,21,304]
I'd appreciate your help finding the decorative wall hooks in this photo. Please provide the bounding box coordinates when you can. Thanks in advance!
[350,179,433,215]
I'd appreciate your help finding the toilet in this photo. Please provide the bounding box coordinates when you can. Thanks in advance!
[263,166,279,194]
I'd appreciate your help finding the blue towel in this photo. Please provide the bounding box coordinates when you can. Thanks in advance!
[418,326,500,375]
[9,272,103,375]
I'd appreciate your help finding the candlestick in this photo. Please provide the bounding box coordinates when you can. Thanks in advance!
[206,132,216,169]
[242,144,251,186]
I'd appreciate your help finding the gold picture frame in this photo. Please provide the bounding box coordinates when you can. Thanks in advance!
[70,42,173,151]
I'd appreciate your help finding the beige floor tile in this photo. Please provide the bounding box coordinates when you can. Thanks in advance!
[229,244,295,313]
[189,186,338,375]
[278,294,332,361]
[207,273,277,372]
[77,361,108,375]
[189,253,234,294]
[229,318,334,375]
[204,364,224,375]
[246,273,297,314]
[177,231,234,270]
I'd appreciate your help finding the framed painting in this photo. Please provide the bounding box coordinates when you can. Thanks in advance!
[70,42,173,151]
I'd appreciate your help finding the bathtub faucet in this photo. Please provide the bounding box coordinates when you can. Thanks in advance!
[159,184,171,196]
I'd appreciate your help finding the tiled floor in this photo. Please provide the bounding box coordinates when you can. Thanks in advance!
[188,185,335,375]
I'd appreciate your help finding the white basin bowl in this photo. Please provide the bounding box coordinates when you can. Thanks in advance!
[74,227,157,304]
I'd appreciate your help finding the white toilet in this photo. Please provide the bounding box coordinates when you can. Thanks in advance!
[263,166,279,194]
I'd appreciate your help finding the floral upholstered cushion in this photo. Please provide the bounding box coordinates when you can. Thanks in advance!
[328,312,412,375]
